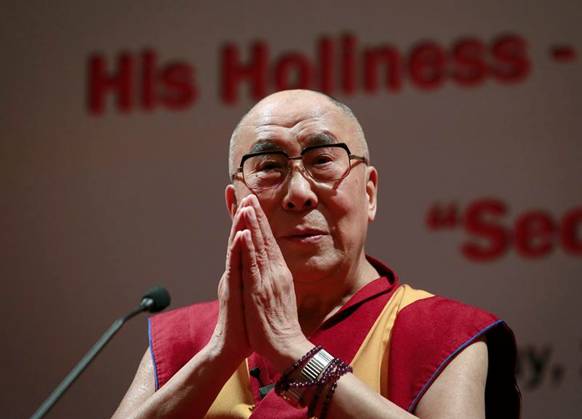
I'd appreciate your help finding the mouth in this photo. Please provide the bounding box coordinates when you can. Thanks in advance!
[279,228,328,244]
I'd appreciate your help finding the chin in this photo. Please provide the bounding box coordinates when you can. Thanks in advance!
[285,252,341,283]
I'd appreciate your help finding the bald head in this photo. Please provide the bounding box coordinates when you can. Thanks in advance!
[228,90,369,176]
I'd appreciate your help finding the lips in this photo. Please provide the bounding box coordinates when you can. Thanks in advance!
[279,227,328,243]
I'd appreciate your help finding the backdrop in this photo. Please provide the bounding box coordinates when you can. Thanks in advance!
[1,1,581,418]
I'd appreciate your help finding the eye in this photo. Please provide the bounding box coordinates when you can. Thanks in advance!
[313,154,334,165]
[258,160,284,171]
[249,154,287,173]
[306,150,337,167]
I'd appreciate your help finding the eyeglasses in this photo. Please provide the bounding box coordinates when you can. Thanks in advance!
[232,143,368,193]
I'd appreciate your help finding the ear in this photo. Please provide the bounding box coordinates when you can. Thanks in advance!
[365,166,378,223]
[225,184,238,219]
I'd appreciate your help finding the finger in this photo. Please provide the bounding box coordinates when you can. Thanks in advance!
[227,230,243,277]
[237,195,266,251]
[242,206,267,261]
[240,229,262,290]
[227,232,246,309]
[219,230,243,301]
[246,194,282,258]
[228,205,248,247]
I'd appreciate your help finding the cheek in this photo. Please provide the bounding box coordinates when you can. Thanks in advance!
[333,176,368,217]
[325,186,369,241]
[233,183,253,204]
[254,190,282,217]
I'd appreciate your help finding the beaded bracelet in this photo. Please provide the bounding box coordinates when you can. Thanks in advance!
[307,358,352,419]
[318,361,352,419]
[275,345,322,394]
[275,346,352,419]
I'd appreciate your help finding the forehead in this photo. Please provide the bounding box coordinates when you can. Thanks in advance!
[233,97,360,158]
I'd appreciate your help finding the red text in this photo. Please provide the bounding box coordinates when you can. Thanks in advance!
[220,33,530,103]
[88,49,197,115]
[426,199,582,262]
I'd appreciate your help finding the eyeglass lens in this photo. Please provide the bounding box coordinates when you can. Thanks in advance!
[242,146,350,191]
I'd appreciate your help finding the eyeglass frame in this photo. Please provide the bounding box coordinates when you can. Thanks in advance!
[230,142,368,191]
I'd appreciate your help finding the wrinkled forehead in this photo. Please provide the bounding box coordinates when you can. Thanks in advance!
[232,100,361,160]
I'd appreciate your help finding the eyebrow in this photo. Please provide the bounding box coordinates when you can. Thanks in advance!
[303,132,338,147]
[247,139,285,154]
[247,132,339,154]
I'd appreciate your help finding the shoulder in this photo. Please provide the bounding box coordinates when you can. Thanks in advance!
[149,300,219,332]
[391,293,501,349]
[415,338,489,418]
[148,300,219,389]
[388,291,520,415]
[149,300,219,349]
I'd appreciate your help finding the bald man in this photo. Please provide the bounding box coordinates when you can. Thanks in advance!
[112,90,519,419]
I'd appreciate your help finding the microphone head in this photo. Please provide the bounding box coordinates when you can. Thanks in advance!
[141,286,171,313]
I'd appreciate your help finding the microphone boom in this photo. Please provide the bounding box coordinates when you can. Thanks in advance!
[30,286,171,419]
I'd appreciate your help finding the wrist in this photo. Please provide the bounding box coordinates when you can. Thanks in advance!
[204,338,247,374]
[275,347,353,417]
[270,338,315,372]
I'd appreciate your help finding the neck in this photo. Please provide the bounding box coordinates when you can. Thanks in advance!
[294,253,378,336]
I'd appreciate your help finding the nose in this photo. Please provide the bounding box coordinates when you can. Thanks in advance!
[281,163,319,211]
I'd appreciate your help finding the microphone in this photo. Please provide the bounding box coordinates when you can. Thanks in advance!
[140,286,171,313]
[30,286,171,419]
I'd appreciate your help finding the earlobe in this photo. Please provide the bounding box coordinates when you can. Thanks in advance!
[366,166,378,223]
[225,184,238,219]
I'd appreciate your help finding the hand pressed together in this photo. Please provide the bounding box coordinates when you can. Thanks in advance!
[211,194,312,371]
[211,200,252,362]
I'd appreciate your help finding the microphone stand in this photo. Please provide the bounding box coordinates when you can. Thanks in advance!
[30,302,151,419]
